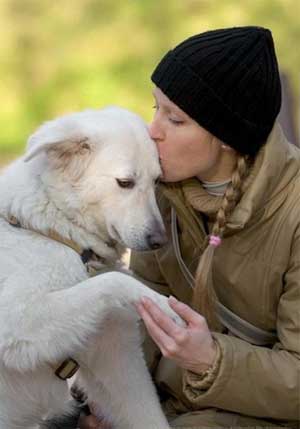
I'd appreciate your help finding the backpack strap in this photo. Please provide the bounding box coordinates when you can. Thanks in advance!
[171,208,278,346]
[216,300,277,345]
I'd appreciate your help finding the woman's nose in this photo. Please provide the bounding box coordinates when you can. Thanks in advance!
[148,119,164,142]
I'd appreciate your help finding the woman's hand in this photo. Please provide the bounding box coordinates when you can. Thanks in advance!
[78,414,112,429]
[78,403,112,429]
[136,296,217,374]
[78,296,216,428]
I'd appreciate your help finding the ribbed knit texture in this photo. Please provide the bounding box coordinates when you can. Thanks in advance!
[201,179,231,196]
[151,26,281,156]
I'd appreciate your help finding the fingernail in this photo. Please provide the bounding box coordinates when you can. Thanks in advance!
[169,295,178,303]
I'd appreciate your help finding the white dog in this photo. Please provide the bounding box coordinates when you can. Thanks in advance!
[0,107,183,429]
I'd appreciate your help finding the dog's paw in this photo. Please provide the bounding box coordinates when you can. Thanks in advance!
[153,295,186,328]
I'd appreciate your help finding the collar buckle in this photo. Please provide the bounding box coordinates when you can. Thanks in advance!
[54,357,80,380]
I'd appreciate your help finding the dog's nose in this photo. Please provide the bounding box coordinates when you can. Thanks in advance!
[146,229,168,250]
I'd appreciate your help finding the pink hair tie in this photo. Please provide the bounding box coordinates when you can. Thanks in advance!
[209,235,222,247]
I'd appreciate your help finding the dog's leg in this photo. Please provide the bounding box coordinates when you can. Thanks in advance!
[0,273,134,372]
[40,399,80,429]
[1,272,180,428]
[77,311,170,429]
[1,272,182,373]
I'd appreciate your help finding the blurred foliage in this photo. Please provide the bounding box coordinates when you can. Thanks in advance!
[0,0,299,162]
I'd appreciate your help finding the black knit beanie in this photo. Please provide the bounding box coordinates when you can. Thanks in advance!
[151,26,281,156]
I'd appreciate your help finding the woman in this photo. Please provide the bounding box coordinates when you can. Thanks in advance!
[81,26,300,428]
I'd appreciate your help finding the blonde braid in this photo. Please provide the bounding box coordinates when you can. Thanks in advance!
[192,154,251,329]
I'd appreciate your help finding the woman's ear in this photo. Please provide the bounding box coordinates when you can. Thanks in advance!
[221,143,234,152]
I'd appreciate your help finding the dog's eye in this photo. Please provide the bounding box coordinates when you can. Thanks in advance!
[116,178,135,189]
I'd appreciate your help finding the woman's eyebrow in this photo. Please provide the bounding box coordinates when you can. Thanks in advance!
[152,91,188,118]
[168,104,189,118]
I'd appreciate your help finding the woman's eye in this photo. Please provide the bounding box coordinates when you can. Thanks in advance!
[169,118,184,125]
[116,179,135,189]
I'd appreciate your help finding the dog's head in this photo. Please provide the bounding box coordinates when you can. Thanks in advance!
[25,107,167,251]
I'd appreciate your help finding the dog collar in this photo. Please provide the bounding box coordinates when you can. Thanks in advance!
[6,215,101,271]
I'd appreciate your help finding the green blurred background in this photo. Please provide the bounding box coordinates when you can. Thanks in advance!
[1,0,299,165]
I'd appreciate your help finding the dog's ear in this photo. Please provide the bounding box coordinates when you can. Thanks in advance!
[24,112,96,162]
[24,135,93,181]
[23,114,97,179]
[24,136,92,163]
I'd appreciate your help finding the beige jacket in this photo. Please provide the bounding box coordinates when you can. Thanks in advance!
[130,124,300,425]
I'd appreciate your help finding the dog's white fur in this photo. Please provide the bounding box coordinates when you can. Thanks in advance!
[0,107,183,429]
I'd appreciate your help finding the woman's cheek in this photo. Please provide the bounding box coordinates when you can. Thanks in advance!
[158,153,173,181]
[156,142,169,162]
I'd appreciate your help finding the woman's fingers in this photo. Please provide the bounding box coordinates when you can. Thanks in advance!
[78,414,101,429]
[168,296,205,327]
[142,297,183,334]
[78,413,112,429]
[136,298,177,351]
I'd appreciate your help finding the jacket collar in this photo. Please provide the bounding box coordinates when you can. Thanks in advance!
[227,123,300,230]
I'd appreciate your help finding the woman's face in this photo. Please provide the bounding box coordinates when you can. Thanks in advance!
[149,87,236,183]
